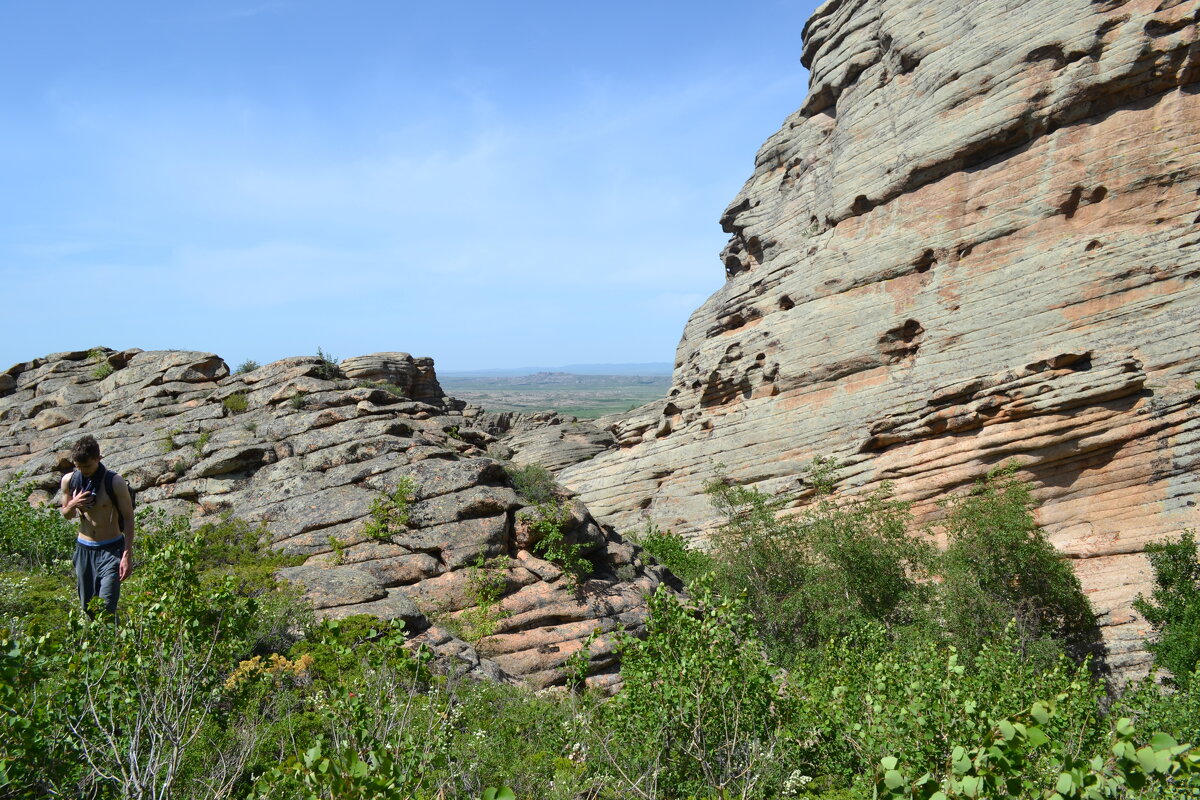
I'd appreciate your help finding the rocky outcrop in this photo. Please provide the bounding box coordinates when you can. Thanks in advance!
[539,0,1200,675]
[0,349,667,689]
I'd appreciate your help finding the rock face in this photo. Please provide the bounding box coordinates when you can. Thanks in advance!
[0,349,667,690]
[533,0,1200,675]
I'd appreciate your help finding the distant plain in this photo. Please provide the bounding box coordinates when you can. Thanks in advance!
[440,372,671,418]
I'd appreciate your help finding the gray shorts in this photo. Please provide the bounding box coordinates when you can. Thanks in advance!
[73,537,124,615]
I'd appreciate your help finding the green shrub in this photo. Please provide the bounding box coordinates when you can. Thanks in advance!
[506,463,558,504]
[632,521,713,584]
[602,579,791,798]
[0,475,74,573]
[288,391,307,410]
[223,392,249,414]
[521,501,592,589]
[356,379,407,397]
[937,463,1100,664]
[875,701,1200,800]
[157,426,184,454]
[1133,530,1200,683]
[704,460,934,660]
[314,347,340,381]
[236,359,260,374]
[453,555,511,644]
[363,477,416,540]
[787,625,1106,792]
[88,348,113,380]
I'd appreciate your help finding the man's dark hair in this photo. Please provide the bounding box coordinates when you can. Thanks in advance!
[70,435,100,463]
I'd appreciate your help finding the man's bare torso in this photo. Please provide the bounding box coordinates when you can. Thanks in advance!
[61,472,123,542]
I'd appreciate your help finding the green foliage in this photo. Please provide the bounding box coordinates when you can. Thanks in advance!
[290,390,308,410]
[875,700,1200,800]
[236,359,260,374]
[521,500,592,589]
[158,426,184,453]
[363,477,416,540]
[7,446,1200,799]
[328,534,347,565]
[1133,530,1200,682]
[564,626,603,690]
[937,463,1100,663]
[194,430,211,456]
[786,625,1106,792]
[454,555,511,644]
[0,534,262,798]
[223,391,249,413]
[633,521,714,583]
[314,347,340,380]
[88,348,114,380]
[356,379,407,397]
[0,474,73,572]
[505,462,558,504]
[603,579,790,798]
[704,460,933,659]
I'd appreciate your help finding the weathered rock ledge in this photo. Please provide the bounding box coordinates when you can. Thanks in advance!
[0,349,668,689]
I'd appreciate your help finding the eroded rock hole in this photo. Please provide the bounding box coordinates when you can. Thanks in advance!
[915,249,937,273]
[1091,186,1108,203]
[851,194,875,216]
[1086,240,1103,251]
[778,295,795,311]
[878,319,926,363]
[746,236,764,265]
[1060,187,1084,219]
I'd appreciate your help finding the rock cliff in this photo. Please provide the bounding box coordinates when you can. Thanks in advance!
[523,0,1200,675]
[0,349,667,690]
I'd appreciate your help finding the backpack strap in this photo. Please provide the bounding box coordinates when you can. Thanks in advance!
[103,469,125,533]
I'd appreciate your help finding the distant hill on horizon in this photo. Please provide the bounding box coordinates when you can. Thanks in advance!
[439,362,673,378]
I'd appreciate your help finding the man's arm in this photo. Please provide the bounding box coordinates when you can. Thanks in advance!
[114,476,135,580]
[60,473,90,519]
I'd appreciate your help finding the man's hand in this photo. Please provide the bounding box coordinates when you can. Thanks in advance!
[119,550,133,581]
[64,488,94,512]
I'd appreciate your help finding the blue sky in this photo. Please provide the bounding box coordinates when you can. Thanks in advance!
[0,1,819,372]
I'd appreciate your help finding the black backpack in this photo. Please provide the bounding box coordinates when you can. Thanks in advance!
[70,465,136,533]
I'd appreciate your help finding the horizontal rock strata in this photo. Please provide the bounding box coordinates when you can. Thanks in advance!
[0,349,668,689]
[532,0,1200,676]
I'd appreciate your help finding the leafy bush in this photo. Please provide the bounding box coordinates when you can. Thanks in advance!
[875,702,1200,800]
[453,555,511,644]
[633,521,713,583]
[222,392,249,414]
[314,347,340,381]
[937,463,1100,664]
[704,461,933,659]
[0,474,74,572]
[88,348,113,380]
[505,463,558,504]
[1133,530,1200,682]
[235,359,260,374]
[520,501,592,588]
[786,625,1106,792]
[602,579,791,798]
[363,477,416,540]
[289,391,307,410]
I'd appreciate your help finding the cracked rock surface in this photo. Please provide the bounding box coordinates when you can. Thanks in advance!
[0,349,668,690]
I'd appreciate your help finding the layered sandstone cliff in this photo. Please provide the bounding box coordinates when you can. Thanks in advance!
[0,349,666,689]
[532,0,1200,674]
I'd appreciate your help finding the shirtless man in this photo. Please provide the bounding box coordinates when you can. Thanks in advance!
[60,435,135,615]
